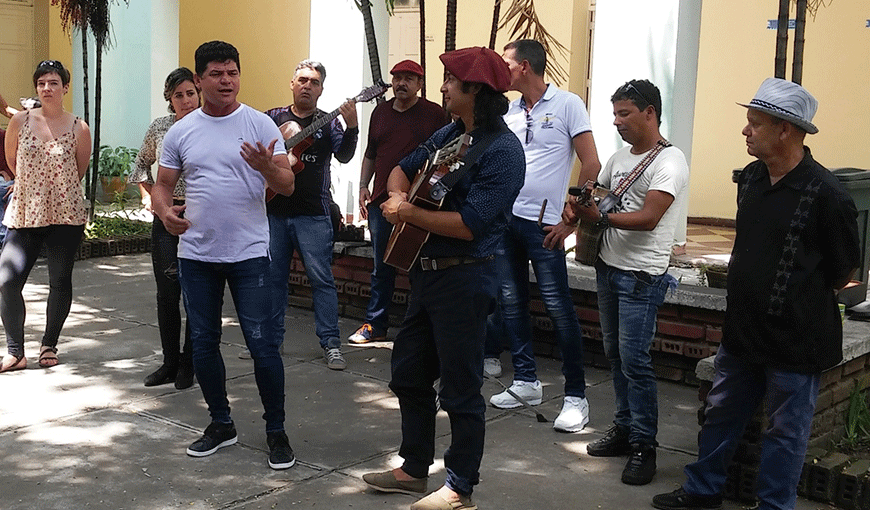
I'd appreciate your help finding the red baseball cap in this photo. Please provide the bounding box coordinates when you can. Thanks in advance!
[390,59,424,77]
[439,47,511,92]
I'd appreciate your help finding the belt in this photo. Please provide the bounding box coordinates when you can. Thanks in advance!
[419,255,493,271]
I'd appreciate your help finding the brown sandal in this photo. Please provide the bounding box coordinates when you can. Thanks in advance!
[0,354,26,373]
[38,346,59,368]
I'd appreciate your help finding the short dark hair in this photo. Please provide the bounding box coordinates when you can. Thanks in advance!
[503,39,547,77]
[295,59,327,83]
[611,79,662,126]
[33,60,71,88]
[163,67,197,113]
[194,41,240,76]
[461,82,509,132]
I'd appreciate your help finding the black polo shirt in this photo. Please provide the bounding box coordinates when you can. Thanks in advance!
[723,147,860,373]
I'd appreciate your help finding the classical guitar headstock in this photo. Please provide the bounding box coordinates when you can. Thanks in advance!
[353,82,390,103]
[432,134,472,168]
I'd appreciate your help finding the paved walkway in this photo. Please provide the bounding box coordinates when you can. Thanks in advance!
[0,253,830,510]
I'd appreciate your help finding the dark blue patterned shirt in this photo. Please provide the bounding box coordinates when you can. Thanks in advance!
[398,120,525,259]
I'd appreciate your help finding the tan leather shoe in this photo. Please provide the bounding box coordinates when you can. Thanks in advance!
[410,491,477,510]
[362,469,427,495]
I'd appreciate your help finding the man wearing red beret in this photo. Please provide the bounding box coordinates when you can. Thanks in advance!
[362,47,526,510]
[349,60,447,345]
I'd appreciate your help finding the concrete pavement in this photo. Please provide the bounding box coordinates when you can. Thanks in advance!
[0,253,833,510]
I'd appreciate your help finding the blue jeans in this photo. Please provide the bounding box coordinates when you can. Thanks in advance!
[363,202,396,336]
[684,346,820,510]
[178,257,285,432]
[390,260,497,496]
[595,259,674,446]
[497,216,586,397]
[268,214,340,349]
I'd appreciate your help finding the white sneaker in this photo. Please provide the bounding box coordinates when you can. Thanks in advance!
[553,396,590,432]
[489,380,543,409]
[483,357,502,378]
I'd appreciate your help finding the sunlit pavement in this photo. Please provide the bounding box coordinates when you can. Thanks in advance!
[0,253,829,510]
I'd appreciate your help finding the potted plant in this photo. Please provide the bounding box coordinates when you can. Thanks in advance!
[96,145,138,200]
[698,263,729,289]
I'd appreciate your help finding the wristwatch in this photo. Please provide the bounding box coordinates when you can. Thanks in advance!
[594,211,611,230]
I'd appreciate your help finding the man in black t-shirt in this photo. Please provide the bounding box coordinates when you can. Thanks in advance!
[264,60,358,370]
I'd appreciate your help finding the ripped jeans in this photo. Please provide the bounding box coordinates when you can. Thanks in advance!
[151,216,191,368]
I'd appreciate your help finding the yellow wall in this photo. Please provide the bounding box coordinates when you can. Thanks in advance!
[179,0,312,112]
[690,1,870,219]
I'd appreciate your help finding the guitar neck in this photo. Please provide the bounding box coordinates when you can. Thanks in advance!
[285,109,341,150]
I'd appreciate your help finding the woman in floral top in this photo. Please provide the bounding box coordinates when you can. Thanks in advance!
[0,60,91,372]
[129,67,200,389]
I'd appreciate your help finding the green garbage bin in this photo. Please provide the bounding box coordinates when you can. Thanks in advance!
[831,168,870,307]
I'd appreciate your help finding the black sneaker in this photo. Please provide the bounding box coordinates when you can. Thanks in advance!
[144,364,177,387]
[266,431,296,470]
[586,424,631,457]
[621,443,656,485]
[175,359,195,390]
[652,487,723,510]
[186,422,238,457]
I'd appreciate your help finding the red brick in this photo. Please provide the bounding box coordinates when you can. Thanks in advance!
[529,299,546,315]
[392,291,408,305]
[660,339,685,355]
[706,326,723,343]
[353,270,372,283]
[657,305,680,318]
[820,367,843,388]
[289,273,303,286]
[651,337,661,351]
[344,281,360,296]
[331,265,354,281]
[534,316,554,331]
[575,306,600,324]
[657,319,705,340]
[684,343,713,359]
[359,285,371,299]
[841,357,867,377]
[334,280,345,294]
[394,275,411,291]
[681,308,726,324]
[815,388,833,413]
[300,275,310,288]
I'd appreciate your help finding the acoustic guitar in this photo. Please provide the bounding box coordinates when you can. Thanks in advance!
[266,82,389,201]
[383,134,472,271]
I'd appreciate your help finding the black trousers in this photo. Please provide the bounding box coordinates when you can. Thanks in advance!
[151,215,191,368]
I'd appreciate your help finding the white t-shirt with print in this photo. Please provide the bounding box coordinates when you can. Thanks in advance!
[597,145,689,275]
[159,104,287,263]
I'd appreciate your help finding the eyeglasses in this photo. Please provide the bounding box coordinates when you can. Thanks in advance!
[524,105,534,145]
[38,60,63,70]
[621,81,653,107]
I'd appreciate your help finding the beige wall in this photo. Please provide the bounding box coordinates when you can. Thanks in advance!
[690,1,870,219]
[178,0,312,113]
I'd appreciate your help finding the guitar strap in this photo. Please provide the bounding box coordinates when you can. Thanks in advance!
[429,119,512,201]
[608,139,672,205]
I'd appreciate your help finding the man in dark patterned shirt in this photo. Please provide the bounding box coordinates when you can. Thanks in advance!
[263,60,358,370]
[654,79,860,510]
[361,47,525,510]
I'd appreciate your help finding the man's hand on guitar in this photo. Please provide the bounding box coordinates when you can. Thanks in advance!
[568,180,601,223]
[381,191,409,225]
[338,99,358,129]
[358,187,371,220]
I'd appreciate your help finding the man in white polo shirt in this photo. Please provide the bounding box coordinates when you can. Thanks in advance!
[487,39,601,434]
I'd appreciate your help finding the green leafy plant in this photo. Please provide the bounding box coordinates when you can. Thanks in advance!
[96,145,138,177]
[839,380,870,452]
[84,216,150,239]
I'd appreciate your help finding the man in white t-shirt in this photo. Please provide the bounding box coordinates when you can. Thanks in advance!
[567,79,688,486]
[487,39,601,435]
[152,41,296,471]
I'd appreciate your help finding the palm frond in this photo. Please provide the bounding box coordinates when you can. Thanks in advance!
[498,0,570,85]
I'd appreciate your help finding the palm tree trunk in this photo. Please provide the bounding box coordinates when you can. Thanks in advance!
[80,21,89,126]
[88,44,102,222]
[357,0,386,104]
[791,0,807,84]
[489,0,501,50]
[443,0,457,108]
[419,0,427,99]
[774,0,789,79]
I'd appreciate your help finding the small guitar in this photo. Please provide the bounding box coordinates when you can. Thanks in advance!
[266,82,389,201]
[383,134,472,271]
[570,180,617,266]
